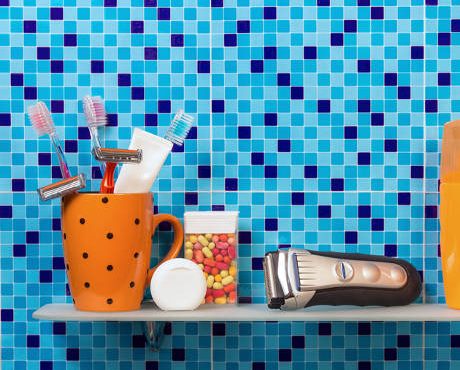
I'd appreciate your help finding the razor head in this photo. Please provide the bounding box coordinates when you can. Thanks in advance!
[92,147,142,163]
[38,174,86,201]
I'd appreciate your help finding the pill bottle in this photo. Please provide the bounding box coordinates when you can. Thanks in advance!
[184,211,239,305]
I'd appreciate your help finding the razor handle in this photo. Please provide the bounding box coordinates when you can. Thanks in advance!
[303,251,422,307]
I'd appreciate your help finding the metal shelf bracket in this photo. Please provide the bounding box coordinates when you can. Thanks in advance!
[142,321,166,351]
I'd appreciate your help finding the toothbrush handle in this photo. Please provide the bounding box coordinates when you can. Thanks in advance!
[50,134,71,178]
[90,126,106,173]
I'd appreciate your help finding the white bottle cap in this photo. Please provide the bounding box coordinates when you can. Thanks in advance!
[150,258,206,311]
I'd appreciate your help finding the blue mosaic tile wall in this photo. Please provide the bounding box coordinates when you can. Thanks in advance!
[0,0,459,368]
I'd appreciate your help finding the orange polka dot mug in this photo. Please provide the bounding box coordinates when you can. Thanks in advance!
[61,192,184,312]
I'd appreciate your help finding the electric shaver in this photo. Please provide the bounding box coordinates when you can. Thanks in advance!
[263,249,421,310]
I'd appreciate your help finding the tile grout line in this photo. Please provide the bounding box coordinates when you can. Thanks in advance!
[209,2,214,368]
[422,1,427,369]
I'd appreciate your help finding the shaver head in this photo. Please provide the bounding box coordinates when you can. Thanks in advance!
[38,174,86,201]
[92,147,142,163]
[264,249,316,310]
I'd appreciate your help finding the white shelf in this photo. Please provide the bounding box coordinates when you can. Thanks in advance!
[33,302,460,322]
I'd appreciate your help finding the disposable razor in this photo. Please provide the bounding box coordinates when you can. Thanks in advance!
[263,249,421,310]
[38,174,86,201]
[92,147,142,163]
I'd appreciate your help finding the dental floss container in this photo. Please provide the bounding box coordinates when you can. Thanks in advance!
[150,258,206,311]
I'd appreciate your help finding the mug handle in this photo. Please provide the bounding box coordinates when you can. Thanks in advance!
[146,213,184,284]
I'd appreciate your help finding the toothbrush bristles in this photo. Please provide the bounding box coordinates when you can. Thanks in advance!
[164,109,194,146]
[27,101,55,137]
[83,95,107,127]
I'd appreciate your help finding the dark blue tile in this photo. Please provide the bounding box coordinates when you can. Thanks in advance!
[304,46,317,59]
[224,34,237,47]
[358,205,371,218]
[411,46,424,59]
[104,0,117,6]
[331,33,344,46]
[197,60,210,73]
[318,100,330,113]
[371,7,384,19]
[11,73,23,86]
[64,34,77,46]
[318,205,331,218]
[185,192,198,205]
[278,349,291,362]
[397,334,410,347]
[172,349,185,361]
[371,218,384,231]
[212,100,225,113]
[53,322,66,335]
[291,87,303,100]
[278,139,290,152]
[384,73,398,86]
[438,72,451,86]
[384,348,397,361]
[425,100,438,112]
[358,152,370,165]
[24,20,36,33]
[131,87,144,100]
[144,47,158,60]
[277,73,290,86]
[331,178,344,191]
[37,47,50,60]
[158,100,171,113]
[344,20,357,32]
[264,47,277,59]
[66,349,79,361]
[357,60,370,72]
[371,113,384,126]
[291,192,304,205]
[239,231,251,243]
[265,218,278,231]
[213,323,226,336]
[384,139,398,152]
[385,244,397,257]
[251,60,264,73]
[13,244,26,257]
[345,231,358,244]
[318,323,331,335]
[50,7,63,20]
[264,165,277,178]
[252,257,264,270]
[51,60,64,73]
[264,7,276,19]
[14,177,29,201]
[238,126,251,139]
[118,73,131,86]
[425,205,438,218]
[198,165,211,178]
[132,335,145,348]
[157,8,170,20]
[251,152,264,165]
[27,335,40,348]
[26,231,39,244]
[91,60,104,73]
[1,309,13,321]
[291,336,305,348]
[145,114,157,126]
[264,113,277,126]
[304,165,317,178]
[398,192,411,205]
[398,86,411,99]
[344,126,357,139]
[225,178,238,191]
[171,34,184,47]
[0,206,12,218]
[237,20,250,33]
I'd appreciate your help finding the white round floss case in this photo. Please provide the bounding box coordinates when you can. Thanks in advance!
[150,258,207,311]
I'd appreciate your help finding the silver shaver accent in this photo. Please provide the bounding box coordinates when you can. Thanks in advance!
[264,248,410,310]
